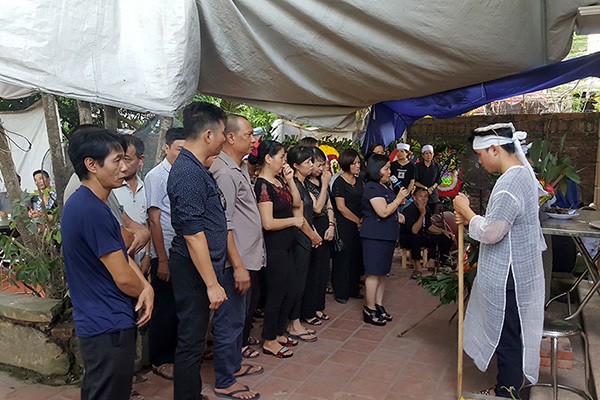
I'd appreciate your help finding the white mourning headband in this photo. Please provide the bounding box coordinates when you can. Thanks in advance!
[472,123,527,150]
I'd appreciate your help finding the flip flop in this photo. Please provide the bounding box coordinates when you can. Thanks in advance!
[247,336,260,345]
[410,271,421,280]
[287,331,318,342]
[235,364,264,377]
[152,364,174,380]
[242,346,260,359]
[214,385,260,400]
[262,346,294,358]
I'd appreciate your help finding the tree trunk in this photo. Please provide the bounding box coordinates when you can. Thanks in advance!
[41,93,72,208]
[77,101,93,124]
[154,117,174,165]
[104,106,119,129]
[0,124,38,251]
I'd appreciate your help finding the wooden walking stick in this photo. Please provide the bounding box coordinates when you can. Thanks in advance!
[457,223,465,399]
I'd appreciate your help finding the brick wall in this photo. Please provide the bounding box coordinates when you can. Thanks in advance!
[407,113,600,212]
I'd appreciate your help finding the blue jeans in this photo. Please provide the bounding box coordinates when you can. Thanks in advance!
[213,267,246,389]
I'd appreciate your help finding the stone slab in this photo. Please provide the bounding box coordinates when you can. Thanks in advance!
[0,292,61,324]
[0,320,69,375]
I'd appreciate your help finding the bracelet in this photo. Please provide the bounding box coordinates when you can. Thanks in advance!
[328,221,336,226]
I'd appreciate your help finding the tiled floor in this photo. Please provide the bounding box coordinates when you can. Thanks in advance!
[0,251,586,399]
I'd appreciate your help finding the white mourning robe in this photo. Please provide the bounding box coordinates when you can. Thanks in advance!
[465,165,545,384]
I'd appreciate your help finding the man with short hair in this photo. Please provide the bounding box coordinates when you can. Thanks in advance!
[113,135,149,270]
[62,126,153,400]
[28,169,57,218]
[167,102,229,400]
[144,127,186,381]
[210,115,264,399]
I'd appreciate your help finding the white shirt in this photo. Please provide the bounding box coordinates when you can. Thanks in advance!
[112,176,147,225]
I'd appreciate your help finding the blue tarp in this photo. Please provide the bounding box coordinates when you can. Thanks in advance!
[364,52,600,150]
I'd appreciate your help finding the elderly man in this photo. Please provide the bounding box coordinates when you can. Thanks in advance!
[210,114,263,399]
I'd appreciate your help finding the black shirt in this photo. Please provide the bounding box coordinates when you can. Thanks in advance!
[415,161,442,203]
[400,202,431,237]
[360,181,399,241]
[167,149,227,268]
[332,175,364,226]
[390,160,415,194]
[255,177,295,250]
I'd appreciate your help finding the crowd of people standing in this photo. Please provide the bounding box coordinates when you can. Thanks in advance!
[59,100,463,400]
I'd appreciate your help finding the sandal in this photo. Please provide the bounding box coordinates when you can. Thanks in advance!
[303,317,322,326]
[262,346,294,358]
[246,336,260,346]
[363,306,386,326]
[242,346,259,359]
[326,286,334,294]
[286,331,318,342]
[276,336,298,347]
[316,311,330,321]
[410,271,421,280]
[152,364,174,380]
[234,364,264,377]
[375,304,393,322]
[214,385,260,400]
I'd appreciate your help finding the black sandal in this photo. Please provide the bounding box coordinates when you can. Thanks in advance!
[363,306,386,326]
[303,317,322,326]
[375,304,393,321]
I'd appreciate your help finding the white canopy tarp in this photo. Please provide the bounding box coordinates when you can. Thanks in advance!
[0,1,595,128]
[0,101,54,193]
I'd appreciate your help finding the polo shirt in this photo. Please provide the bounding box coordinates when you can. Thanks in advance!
[167,148,227,269]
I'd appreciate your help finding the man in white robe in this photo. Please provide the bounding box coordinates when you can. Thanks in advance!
[453,123,545,398]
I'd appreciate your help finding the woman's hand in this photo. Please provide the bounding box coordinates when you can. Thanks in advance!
[321,169,332,187]
[398,213,405,224]
[396,187,409,202]
[282,163,294,183]
[324,226,335,241]
[311,232,323,247]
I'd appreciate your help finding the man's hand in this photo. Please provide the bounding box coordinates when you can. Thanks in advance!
[157,259,170,282]
[140,255,151,276]
[127,227,151,255]
[416,200,427,216]
[453,193,472,226]
[233,267,251,295]
[135,283,154,327]
[207,283,228,310]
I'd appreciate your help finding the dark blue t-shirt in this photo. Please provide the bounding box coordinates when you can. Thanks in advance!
[360,181,400,241]
[62,186,135,338]
[168,148,227,270]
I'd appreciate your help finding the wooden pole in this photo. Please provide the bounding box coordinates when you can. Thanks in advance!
[594,117,600,207]
[457,224,465,399]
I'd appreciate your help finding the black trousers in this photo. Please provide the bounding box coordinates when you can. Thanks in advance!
[80,328,136,400]
[405,233,452,262]
[289,242,312,320]
[332,222,362,300]
[169,252,211,400]
[302,217,331,318]
[149,257,178,366]
[262,247,295,340]
[495,285,523,398]
[243,270,262,345]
